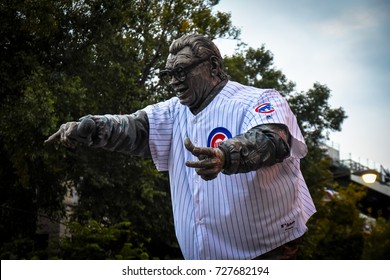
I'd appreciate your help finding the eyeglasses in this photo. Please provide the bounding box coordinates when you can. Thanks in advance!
[159,56,210,84]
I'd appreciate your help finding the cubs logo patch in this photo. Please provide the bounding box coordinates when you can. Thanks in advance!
[207,127,232,148]
[255,102,275,114]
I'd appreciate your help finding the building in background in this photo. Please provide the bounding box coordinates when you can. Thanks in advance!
[325,143,390,220]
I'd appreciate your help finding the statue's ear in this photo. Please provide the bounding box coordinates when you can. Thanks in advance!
[210,56,219,76]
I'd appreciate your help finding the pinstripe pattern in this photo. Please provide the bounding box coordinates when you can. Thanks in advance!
[143,81,316,259]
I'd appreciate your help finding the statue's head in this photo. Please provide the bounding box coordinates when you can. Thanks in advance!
[159,34,228,111]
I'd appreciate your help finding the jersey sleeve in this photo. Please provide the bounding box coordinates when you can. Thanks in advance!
[243,89,307,159]
[142,98,177,171]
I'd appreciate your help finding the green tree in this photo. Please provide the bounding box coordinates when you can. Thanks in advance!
[224,45,295,95]
[0,0,239,259]
[362,217,390,259]
[300,183,367,259]
[56,220,149,260]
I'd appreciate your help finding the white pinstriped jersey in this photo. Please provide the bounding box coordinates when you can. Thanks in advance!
[143,81,316,260]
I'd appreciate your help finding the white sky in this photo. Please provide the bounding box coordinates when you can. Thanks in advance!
[214,0,390,170]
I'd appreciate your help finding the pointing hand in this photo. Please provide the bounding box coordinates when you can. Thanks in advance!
[44,117,96,149]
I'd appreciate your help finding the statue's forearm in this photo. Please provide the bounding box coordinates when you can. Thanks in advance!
[90,110,151,157]
[218,124,291,174]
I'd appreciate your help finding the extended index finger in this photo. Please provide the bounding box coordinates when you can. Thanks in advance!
[44,129,61,144]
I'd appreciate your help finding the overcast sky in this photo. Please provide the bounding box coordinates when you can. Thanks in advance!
[214,0,390,170]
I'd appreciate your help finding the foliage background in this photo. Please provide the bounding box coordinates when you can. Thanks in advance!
[1,0,388,259]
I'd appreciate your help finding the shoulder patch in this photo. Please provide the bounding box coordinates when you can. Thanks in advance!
[254,102,275,114]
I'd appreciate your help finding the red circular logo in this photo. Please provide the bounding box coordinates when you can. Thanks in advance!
[207,127,232,148]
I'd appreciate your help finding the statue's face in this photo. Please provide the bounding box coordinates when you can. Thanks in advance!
[164,47,215,110]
